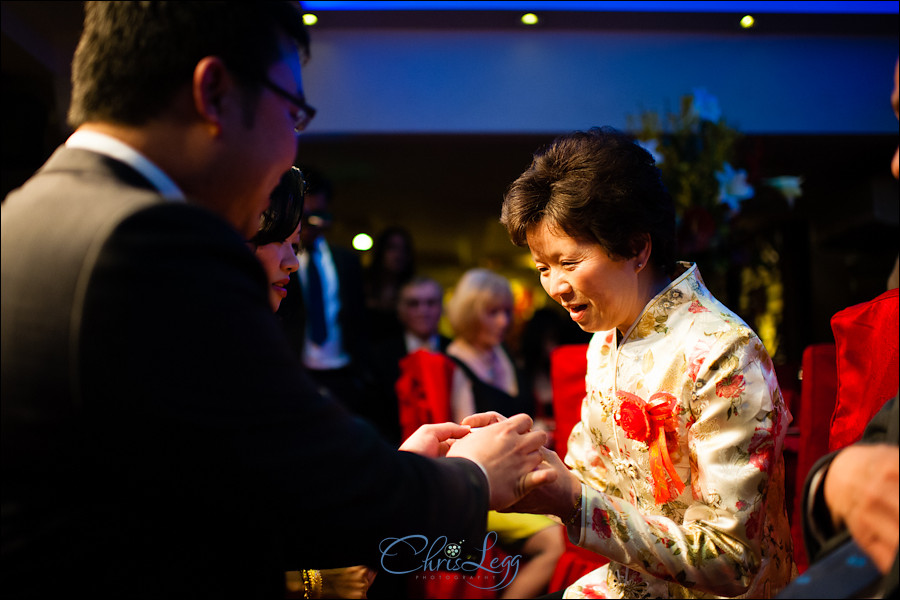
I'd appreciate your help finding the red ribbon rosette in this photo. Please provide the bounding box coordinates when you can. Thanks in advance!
[615,390,685,504]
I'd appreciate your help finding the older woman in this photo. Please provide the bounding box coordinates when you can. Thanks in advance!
[497,127,793,598]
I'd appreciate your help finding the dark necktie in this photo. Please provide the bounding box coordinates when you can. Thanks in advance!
[306,247,328,345]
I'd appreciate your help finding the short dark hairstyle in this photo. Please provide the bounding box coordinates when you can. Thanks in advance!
[68,1,309,128]
[501,126,676,275]
[250,167,305,247]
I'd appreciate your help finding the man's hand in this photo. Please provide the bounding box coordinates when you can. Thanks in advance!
[399,422,471,457]
[824,443,899,574]
[446,413,556,510]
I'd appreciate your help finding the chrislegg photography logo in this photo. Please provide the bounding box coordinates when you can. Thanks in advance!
[378,531,521,591]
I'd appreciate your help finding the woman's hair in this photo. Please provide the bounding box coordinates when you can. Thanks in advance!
[367,226,415,283]
[501,126,676,275]
[249,167,305,247]
[445,268,513,343]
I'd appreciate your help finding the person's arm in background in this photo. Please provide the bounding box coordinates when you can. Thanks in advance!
[803,396,899,574]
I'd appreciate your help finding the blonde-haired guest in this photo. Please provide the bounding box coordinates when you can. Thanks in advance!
[445,268,528,422]
[445,267,565,600]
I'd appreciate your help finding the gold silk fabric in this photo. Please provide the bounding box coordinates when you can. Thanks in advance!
[564,263,794,599]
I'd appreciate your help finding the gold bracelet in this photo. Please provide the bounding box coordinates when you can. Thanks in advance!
[562,487,583,528]
[309,569,323,599]
[300,570,311,600]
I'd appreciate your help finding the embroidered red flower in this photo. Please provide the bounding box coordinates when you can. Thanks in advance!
[686,339,710,382]
[748,427,774,471]
[715,374,745,399]
[581,584,608,599]
[688,299,709,313]
[744,505,763,539]
[592,508,612,538]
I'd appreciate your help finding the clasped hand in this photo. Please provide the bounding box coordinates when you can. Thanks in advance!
[399,412,558,510]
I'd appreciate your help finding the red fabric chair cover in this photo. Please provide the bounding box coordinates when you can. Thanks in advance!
[828,288,899,452]
[395,349,455,442]
[790,343,838,573]
[395,349,507,599]
[548,344,609,590]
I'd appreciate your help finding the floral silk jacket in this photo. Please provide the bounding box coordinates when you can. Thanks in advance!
[564,263,794,599]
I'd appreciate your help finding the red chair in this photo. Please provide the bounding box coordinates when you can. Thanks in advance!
[789,344,838,573]
[788,288,899,572]
[394,349,509,600]
[547,344,609,591]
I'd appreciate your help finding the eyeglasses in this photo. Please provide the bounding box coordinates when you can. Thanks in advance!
[260,77,317,133]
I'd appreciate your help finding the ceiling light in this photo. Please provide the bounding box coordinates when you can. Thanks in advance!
[740,15,755,29]
[521,13,539,26]
[302,13,318,26]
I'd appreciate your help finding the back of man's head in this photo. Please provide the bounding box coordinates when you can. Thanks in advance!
[68,1,309,128]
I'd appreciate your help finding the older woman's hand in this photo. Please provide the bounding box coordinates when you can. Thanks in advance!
[501,447,583,520]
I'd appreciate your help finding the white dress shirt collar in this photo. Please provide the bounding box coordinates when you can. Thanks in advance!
[66,130,185,201]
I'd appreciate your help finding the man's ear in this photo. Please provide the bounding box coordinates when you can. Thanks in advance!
[192,56,231,135]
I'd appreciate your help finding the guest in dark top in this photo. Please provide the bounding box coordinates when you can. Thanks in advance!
[367,276,451,446]
[364,226,416,343]
[445,268,532,421]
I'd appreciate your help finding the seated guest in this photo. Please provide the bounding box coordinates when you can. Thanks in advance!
[445,268,565,600]
[368,276,451,446]
[495,126,794,598]
[445,268,533,421]
[364,226,417,344]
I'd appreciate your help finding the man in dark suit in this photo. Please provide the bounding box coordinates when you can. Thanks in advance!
[368,276,452,446]
[0,4,551,599]
[277,167,372,415]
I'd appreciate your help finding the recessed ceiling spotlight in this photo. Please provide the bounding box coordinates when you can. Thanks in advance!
[740,15,755,29]
[302,13,318,26]
[521,13,539,26]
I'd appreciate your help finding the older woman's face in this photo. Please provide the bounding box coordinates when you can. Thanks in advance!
[254,223,301,312]
[528,220,644,334]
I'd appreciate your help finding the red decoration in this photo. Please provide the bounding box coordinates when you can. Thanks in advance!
[615,390,685,504]
[395,349,455,442]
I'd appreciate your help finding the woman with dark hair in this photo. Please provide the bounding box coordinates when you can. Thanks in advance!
[496,127,793,598]
[364,226,416,342]
[249,167,305,312]
[250,167,376,599]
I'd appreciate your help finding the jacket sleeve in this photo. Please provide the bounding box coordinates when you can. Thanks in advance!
[78,202,489,569]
